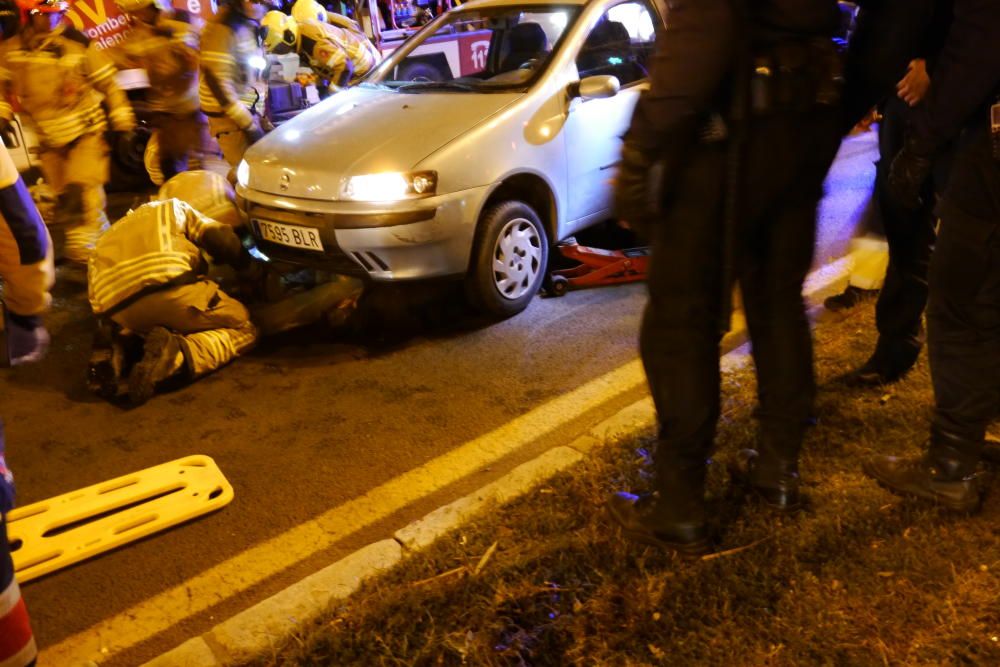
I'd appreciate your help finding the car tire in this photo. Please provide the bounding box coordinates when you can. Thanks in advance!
[398,60,447,82]
[466,200,549,319]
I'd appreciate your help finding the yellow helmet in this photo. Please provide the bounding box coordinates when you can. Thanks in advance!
[290,0,326,24]
[156,171,244,228]
[260,10,298,53]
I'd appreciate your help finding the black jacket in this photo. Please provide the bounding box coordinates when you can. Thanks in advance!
[844,0,952,124]
[626,0,839,155]
[909,0,1000,157]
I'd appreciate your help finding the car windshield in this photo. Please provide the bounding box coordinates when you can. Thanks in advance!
[363,5,581,92]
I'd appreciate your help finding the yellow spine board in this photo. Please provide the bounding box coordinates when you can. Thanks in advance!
[6,455,234,582]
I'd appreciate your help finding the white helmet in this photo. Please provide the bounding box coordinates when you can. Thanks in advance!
[290,0,326,24]
[260,10,298,53]
[114,0,170,13]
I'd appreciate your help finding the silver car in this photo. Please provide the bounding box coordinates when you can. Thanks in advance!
[237,0,661,317]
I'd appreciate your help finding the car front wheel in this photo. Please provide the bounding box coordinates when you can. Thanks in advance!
[466,200,549,319]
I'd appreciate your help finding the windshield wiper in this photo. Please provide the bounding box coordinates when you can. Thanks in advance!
[395,80,479,92]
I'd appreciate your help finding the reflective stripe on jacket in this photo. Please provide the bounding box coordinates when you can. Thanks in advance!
[88,199,226,314]
[0,25,136,148]
[199,8,262,129]
[106,15,200,115]
[299,19,379,87]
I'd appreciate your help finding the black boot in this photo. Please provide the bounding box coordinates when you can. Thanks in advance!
[864,429,992,512]
[823,285,877,312]
[849,339,921,386]
[128,327,184,406]
[607,464,711,556]
[863,454,990,512]
[729,449,802,512]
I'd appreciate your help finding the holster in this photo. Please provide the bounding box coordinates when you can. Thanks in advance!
[749,38,843,115]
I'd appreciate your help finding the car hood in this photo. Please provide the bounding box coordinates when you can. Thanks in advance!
[244,87,519,200]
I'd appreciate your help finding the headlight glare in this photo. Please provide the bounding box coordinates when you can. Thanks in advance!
[236,160,250,188]
[342,171,437,201]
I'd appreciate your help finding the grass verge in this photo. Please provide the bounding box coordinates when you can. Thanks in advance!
[245,299,1000,666]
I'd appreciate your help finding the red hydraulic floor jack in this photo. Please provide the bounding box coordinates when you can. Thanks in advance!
[545,239,650,296]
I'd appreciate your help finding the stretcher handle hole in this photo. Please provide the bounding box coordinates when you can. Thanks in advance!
[42,485,185,538]
[9,538,23,552]
[209,487,224,500]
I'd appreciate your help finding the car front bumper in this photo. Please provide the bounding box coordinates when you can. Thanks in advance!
[236,185,492,280]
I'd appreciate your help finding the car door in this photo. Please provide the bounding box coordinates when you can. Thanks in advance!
[562,0,659,228]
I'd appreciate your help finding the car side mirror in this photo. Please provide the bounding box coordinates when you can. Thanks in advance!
[568,75,620,100]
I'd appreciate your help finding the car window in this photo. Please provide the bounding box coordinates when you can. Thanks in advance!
[575,0,657,87]
[368,5,581,92]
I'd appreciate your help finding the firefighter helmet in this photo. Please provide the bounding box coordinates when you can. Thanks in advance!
[114,0,172,13]
[156,171,244,228]
[260,10,298,54]
[290,0,326,25]
[17,0,68,14]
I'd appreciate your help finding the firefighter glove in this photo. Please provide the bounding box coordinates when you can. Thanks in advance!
[244,121,266,145]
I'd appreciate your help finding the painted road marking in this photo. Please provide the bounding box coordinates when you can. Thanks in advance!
[39,251,853,665]
[40,358,649,665]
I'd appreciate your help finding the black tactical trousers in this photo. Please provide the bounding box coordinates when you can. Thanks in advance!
[927,126,1000,473]
[871,96,938,364]
[641,108,842,484]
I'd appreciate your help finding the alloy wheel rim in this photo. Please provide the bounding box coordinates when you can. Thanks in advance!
[491,217,542,300]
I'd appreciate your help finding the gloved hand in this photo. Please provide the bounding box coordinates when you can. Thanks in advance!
[613,138,659,235]
[244,120,266,144]
[888,144,932,210]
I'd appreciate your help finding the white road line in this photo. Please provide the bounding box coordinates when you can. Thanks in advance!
[40,359,648,666]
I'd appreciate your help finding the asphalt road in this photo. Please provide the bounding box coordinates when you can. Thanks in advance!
[2,132,876,665]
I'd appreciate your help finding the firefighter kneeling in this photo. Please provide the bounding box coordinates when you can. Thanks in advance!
[88,171,257,406]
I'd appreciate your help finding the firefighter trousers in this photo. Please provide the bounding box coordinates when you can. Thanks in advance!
[0,218,54,317]
[146,111,210,185]
[38,133,110,263]
[111,279,257,378]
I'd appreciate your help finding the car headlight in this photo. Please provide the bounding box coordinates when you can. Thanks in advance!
[236,160,250,188]
[341,171,437,202]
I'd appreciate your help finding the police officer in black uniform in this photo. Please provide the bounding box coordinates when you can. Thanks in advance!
[840,0,954,385]
[606,0,844,555]
[864,0,1000,512]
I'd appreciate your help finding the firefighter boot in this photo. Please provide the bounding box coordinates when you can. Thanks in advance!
[607,463,711,557]
[2,310,50,367]
[863,429,993,513]
[128,327,185,406]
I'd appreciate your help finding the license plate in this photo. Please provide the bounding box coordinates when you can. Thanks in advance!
[255,219,325,252]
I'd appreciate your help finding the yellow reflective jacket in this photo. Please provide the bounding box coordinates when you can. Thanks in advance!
[298,19,379,88]
[105,14,200,115]
[88,199,236,315]
[199,7,264,129]
[0,25,136,148]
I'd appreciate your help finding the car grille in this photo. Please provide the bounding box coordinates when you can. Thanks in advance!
[247,202,367,277]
